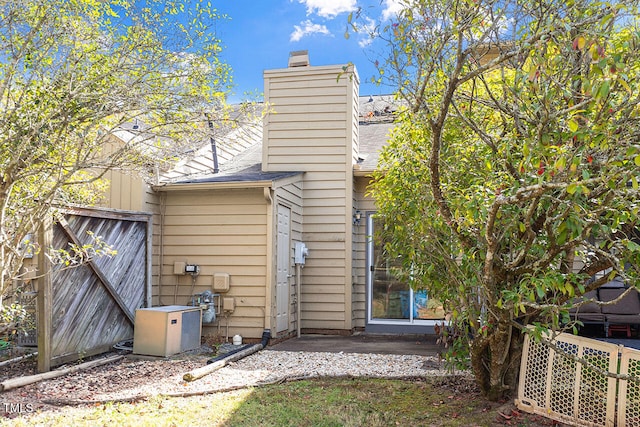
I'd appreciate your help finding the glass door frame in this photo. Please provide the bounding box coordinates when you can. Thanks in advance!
[365,212,442,328]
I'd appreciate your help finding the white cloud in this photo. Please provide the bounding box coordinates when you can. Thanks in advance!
[290,20,332,42]
[381,0,404,21]
[357,17,376,47]
[358,38,372,48]
[297,0,357,18]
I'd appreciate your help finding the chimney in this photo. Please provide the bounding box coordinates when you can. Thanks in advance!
[262,53,359,173]
[288,50,309,67]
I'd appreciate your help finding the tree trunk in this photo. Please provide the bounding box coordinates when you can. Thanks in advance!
[0,354,123,392]
[469,319,524,401]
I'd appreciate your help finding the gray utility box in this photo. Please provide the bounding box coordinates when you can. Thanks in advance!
[133,305,202,357]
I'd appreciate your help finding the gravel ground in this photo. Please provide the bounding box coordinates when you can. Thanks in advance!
[0,347,460,414]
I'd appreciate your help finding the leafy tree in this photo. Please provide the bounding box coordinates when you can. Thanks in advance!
[362,0,640,399]
[0,0,231,334]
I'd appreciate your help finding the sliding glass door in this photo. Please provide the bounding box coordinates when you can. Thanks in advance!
[366,214,445,326]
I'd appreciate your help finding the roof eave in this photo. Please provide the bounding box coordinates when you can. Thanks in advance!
[153,180,275,192]
[153,172,304,192]
[353,169,375,177]
[353,163,386,177]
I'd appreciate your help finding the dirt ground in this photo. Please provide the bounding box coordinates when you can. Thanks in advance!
[0,346,563,426]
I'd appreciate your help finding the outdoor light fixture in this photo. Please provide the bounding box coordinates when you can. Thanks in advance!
[353,210,362,225]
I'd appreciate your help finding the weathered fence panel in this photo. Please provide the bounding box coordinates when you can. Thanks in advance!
[37,207,151,371]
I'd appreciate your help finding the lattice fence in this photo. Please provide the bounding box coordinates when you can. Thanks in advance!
[516,331,640,427]
[619,348,640,426]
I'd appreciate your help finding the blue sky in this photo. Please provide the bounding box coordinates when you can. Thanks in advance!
[214,0,401,102]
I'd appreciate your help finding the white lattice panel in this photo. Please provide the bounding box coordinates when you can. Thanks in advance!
[516,331,619,427]
[619,347,640,427]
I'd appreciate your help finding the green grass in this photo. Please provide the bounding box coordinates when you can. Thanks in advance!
[2,378,546,427]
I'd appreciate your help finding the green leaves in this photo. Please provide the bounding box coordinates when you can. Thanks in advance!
[0,0,233,330]
[365,0,640,398]
[566,182,590,196]
[567,119,579,133]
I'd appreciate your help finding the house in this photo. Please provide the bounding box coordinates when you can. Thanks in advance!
[106,52,443,341]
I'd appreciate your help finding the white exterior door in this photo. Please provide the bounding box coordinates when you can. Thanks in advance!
[276,205,291,333]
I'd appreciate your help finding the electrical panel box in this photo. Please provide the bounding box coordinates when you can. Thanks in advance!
[223,297,235,313]
[173,262,186,275]
[133,305,202,357]
[295,242,309,264]
[213,273,230,292]
[185,264,199,275]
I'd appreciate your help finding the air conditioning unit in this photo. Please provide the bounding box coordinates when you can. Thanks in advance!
[133,305,202,357]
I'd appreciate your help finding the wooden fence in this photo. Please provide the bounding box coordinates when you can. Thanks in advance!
[36,206,152,372]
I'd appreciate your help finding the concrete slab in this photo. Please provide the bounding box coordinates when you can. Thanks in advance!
[268,334,441,357]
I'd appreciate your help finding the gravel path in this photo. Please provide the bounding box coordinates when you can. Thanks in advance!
[0,348,461,413]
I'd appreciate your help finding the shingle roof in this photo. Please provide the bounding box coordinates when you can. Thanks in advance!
[356,94,401,174]
[160,105,264,183]
[173,143,302,184]
[357,120,396,173]
[162,95,401,186]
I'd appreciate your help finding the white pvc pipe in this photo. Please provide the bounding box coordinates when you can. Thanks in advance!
[296,263,302,338]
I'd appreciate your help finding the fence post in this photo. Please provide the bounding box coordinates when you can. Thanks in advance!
[145,217,152,308]
[36,217,52,373]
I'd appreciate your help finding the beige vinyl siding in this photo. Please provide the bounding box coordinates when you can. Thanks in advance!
[146,190,163,307]
[348,72,359,328]
[99,169,146,212]
[263,66,357,173]
[157,188,269,339]
[97,134,159,212]
[264,64,359,331]
[268,146,347,156]
[353,176,376,328]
